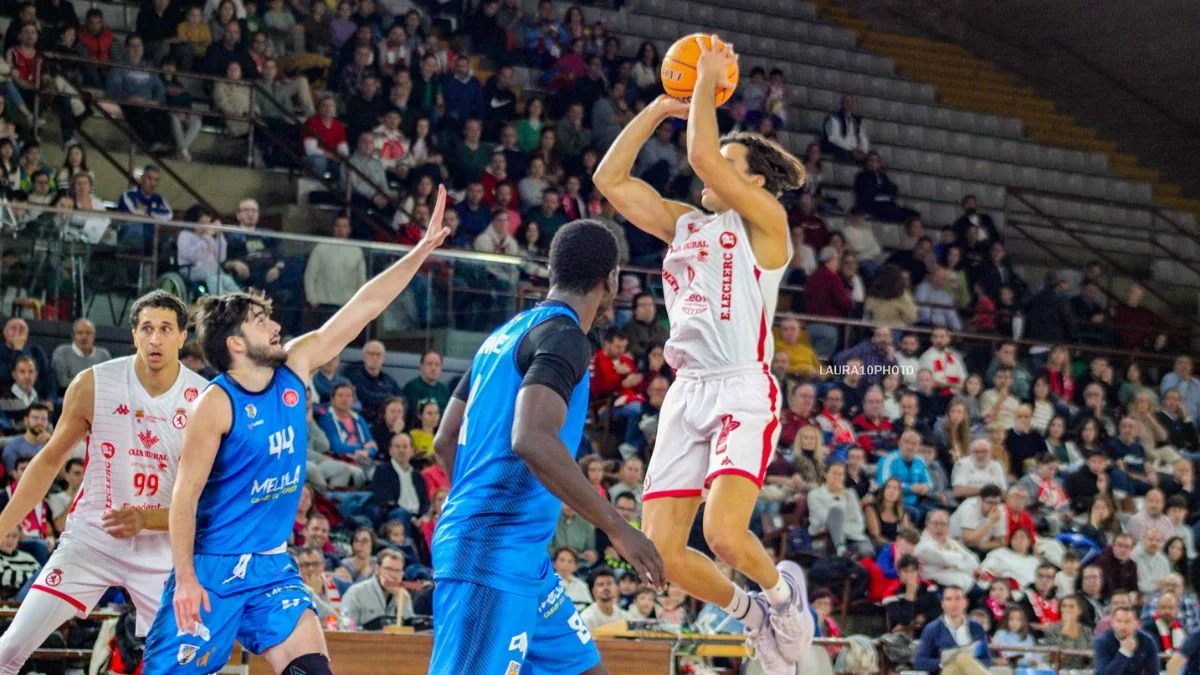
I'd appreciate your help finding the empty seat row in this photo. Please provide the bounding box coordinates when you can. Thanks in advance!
[618,31,937,105]
[680,0,820,20]
[792,85,1024,139]
[822,144,1147,204]
[790,110,1106,174]
[638,0,856,49]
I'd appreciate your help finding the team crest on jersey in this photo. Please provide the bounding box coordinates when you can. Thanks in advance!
[177,644,199,665]
[680,293,709,316]
[100,442,116,459]
[283,389,300,407]
[245,404,257,419]
[504,661,521,675]
[719,231,738,249]
[44,568,63,587]
[687,220,701,235]
[184,387,199,402]
[715,414,740,457]
[137,429,160,450]
[113,404,130,415]
[173,411,188,429]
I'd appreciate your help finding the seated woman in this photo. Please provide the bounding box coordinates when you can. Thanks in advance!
[176,205,242,293]
[808,461,874,558]
[981,528,1040,590]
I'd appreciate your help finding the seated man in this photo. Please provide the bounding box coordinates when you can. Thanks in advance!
[0,356,42,433]
[1,403,49,471]
[853,152,920,224]
[341,549,413,631]
[914,585,992,673]
[370,432,429,530]
[821,94,869,163]
[316,383,378,480]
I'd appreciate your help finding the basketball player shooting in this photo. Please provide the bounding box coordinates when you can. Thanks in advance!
[140,188,451,674]
[0,291,208,673]
[594,36,812,671]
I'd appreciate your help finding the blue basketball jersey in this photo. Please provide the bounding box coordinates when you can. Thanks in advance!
[431,303,590,596]
[195,366,308,555]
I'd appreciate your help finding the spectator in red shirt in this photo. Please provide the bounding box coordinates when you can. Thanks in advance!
[1112,282,1171,353]
[591,327,645,459]
[853,387,895,455]
[806,247,853,359]
[303,95,349,180]
[779,383,818,448]
[479,150,507,205]
[1003,484,1037,545]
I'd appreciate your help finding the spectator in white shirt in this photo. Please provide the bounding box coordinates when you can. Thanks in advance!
[473,209,520,256]
[916,508,981,590]
[303,215,367,330]
[841,208,883,277]
[553,547,592,611]
[919,327,966,391]
[980,367,1020,431]
[821,93,869,163]
[175,207,241,296]
[808,461,873,557]
[951,439,1007,499]
[580,567,628,632]
[950,484,1007,553]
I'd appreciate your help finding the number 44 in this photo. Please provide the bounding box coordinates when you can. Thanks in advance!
[268,427,295,458]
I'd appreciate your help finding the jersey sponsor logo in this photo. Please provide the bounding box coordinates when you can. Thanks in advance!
[719,253,734,321]
[250,465,302,503]
[100,442,116,459]
[44,568,63,587]
[507,632,528,659]
[719,231,738,249]
[680,292,708,316]
[173,411,188,429]
[478,331,513,356]
[687,221,701,235]
[177,644,199,665]
[128,448,169,471]
[662,268,679,294]
[245,404,258,419]
[283,389,300,407]
[538,581,567,618]
[113,404,130,415]
[184,387,199,402]
[715,414,740,456]
[137,429,160,450]
[696,247,709,263]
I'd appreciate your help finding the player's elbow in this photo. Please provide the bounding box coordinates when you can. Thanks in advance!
[592,167,620,191]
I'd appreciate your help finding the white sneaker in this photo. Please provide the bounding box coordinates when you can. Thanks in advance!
[745,594,792,674]
[768,560,815,664]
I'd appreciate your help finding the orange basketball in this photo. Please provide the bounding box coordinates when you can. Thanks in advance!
[660,33,740,106]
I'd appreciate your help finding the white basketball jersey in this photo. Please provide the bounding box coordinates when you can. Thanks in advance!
[68,356,209,540]
[661,209,790,370]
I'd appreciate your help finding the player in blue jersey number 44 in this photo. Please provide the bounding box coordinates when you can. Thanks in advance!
[141,187,453,675]
[428,219,665,675]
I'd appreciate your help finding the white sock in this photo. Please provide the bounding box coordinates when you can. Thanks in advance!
[765,574,792,608]
[723,585,765,630]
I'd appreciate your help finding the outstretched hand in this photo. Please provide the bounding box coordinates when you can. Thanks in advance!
[415,184,452,253]
[695,34,738,90]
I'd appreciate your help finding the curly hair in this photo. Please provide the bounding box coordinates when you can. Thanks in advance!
[719,131,807,196]
[548,219,619,295]
[189,290,273,372]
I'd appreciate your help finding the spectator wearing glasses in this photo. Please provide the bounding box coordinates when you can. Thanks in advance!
[340,549,413,630]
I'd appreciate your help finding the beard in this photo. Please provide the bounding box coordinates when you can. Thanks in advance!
[245,341,288,368]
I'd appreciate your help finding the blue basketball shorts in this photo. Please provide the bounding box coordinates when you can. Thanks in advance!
[142,551,315,674]
[430,570,600,675]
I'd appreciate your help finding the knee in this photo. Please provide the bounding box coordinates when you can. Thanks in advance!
[703,521,744,566]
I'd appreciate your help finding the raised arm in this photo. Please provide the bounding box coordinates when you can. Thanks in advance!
[0,371,92,537]
[285,186,451,375]
[512,384,664,589]
[594,96,695,243]
[687,36,792,269]
[169,386,232,634]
